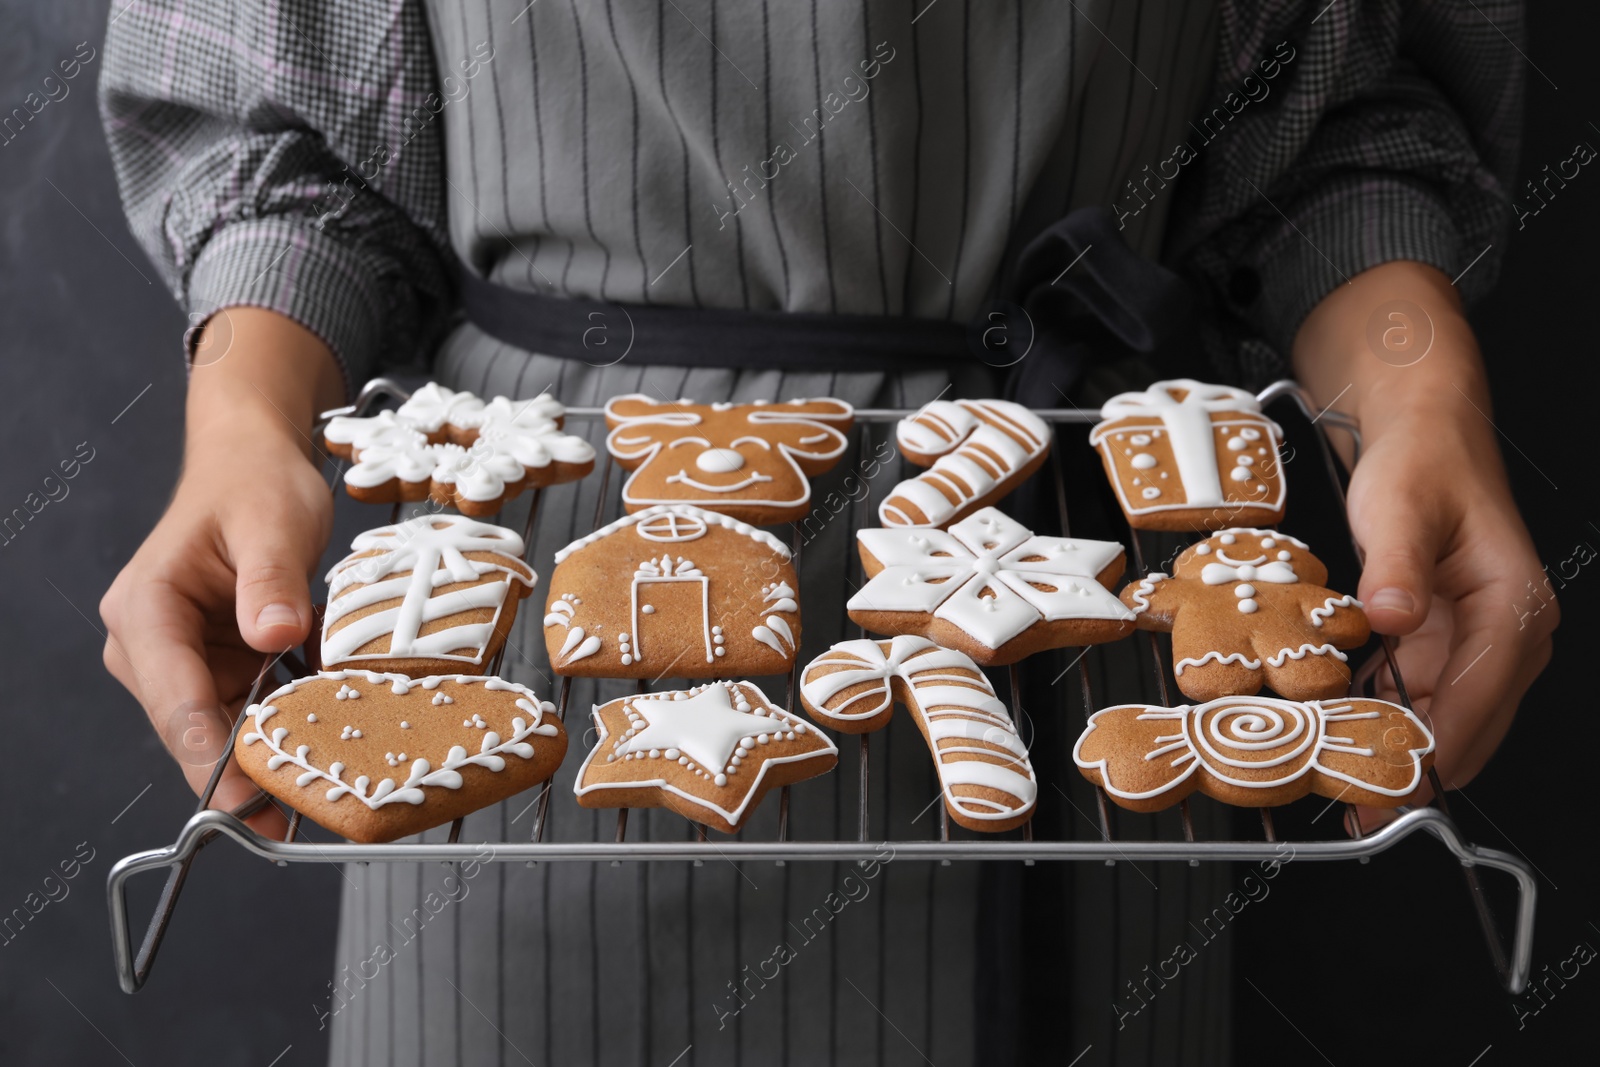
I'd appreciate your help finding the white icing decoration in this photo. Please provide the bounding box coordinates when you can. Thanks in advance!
[1199,560,1297,585]
[1141,487,1161,499]
[553,504,789,562]
[239,671,559,809]
[880,400,1052,528]
[631,554,714,664]
[1073,697,1434,800]
[1174,651,1262,675]
[1131,452,1157,469]
[800,637,1037,822]
[1310,595,1363,627]
[1237,598,1259,614]
[695,447,746,473]
[850,507,1134,649]
[1089,379,1285,516]
[605,396,853,513]
[573,681,837,825]
[1125,573,1167,615]
[323,515,535,668]
[1265,643,1349,667]
[327,385,593,502]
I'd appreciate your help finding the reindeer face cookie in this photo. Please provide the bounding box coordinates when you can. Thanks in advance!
[604,395,855,524]
[800,637,1037,832]
[849,507,1136,666]
[1121,528,1370,701]
[322,515,535,677]
[1089,379,1286,531]
[879,399,1052,528]
[545,505,798,678]
[325,383,595,515]
[1073,696,1434,811]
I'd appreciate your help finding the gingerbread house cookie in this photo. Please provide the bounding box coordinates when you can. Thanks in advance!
[324,383,595,515]
[1121,528,1370,701]
[236,671,567,843]
[322,515,535,677]
[848,507,1136,666]
[573,680,838,832]
[603,395,854,524]
[800,636,1037,832]
[1089,378,1286,531]
[544,505,799,678]
[1074,696,1434,811]
[878,399,1052,529]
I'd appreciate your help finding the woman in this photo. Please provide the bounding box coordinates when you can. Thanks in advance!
[97,1,1551,1063]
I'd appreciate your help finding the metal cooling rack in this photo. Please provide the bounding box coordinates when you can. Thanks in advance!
[107,378,1538,995]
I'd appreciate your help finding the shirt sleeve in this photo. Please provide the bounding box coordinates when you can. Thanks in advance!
[97,0,457,398]
[1171,0,1525,369]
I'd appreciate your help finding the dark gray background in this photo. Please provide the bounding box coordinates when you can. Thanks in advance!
[0,2,1594,1065]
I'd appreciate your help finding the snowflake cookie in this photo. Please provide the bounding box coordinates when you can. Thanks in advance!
[1121,528,1370,701]
[848,507,1136,666]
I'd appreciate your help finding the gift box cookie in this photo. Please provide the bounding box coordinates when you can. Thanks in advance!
[1074,696,1434,811]
[322,515,535,677]
[573,680,838,832]
[324,383,595,515]
[235,671,567,843]
[544,505,799,678]
[848,507,1136,666]
[1121,528,1370,701]
[800,636,1037,832]
[878,399,1052,528]
[1089,378,1286,531]
[604,395,854,524]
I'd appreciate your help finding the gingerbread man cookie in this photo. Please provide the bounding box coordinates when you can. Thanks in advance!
[573,680,838,832]
[1073,696,1434,811]
[604,395,855,524]
[324,383,595,515]
[1089,378,1286,531]
[321,515,535,677]
[236,671,567,843]
[1121,528,1370,701]
[849,507,1136,666]
[878,399,1052,528]
[800,637,1037,832]
[544,505,799,678]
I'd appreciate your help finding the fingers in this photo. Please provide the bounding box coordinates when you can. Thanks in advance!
[229,522,316,653]
[1349,485,1446,637]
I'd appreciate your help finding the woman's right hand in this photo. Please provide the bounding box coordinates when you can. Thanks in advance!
[100,308,344,834]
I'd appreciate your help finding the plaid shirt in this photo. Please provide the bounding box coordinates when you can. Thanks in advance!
[98,0,1523,393]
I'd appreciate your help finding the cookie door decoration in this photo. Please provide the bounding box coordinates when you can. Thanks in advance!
[236,671,568,843]
[1073,696,1434,811]
[603,395,855,524]
[879,399,1052,529]
[1121,528,1370,702]
[800,637,1037,832]
[322,516,536,677]
[849,507,1136,665]
[544,505,800,678]
[324,383,595,515]
[1089,378,1286,531]
[573,680,838,832]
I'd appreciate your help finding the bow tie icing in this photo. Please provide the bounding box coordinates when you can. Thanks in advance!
[1199,560,1297,586]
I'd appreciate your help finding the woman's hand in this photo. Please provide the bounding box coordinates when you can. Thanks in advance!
[99,308,344,834]
[1293,261,1558,831]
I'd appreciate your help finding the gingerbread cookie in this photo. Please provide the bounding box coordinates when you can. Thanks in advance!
[573,680,837,832]
[800,637,1037,832]
[1073,696,1434,811]
[1089,378,1286,531]
[236,671,567,843]
[879,399,1052,528]
[545,505,799,678]
[603,395,854,524]
[324,383,595,515]
[1121,528,1370,701]
[848,507,1136,666]
[322,515,535,677]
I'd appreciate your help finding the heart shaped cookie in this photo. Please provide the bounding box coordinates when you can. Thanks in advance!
[235,671,567,843]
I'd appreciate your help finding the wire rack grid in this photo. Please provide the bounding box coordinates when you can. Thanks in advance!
[106,378,1538,996]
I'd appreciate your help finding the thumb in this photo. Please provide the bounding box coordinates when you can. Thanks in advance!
[230,523,316,653]
[1349,482,1444,637]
